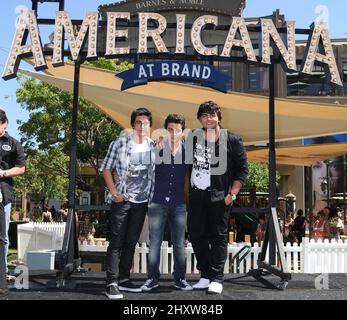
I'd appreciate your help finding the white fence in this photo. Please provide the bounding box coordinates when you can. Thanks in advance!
[302,237,347,273]
[17,222,65,261]
[17,222,347,273]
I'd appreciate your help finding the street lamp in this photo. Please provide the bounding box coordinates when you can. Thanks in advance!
[320,177,328,195]
[321,160,332,207]
[285,192,296,212]
[284,191,296,237]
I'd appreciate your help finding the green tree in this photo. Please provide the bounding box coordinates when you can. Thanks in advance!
[83,58,133,73]
[15,58,133,201]
[244,161,280,192]
[13,148,69,207]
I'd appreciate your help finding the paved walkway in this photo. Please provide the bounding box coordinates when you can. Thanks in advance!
[1,272,347,300]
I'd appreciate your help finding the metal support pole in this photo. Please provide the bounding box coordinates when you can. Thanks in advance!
[31,1,38,12]
[56,60,81,281]
[268,63,277,265]
[59,0,65,11]
[68,61,80,211]
[344,155,346,222]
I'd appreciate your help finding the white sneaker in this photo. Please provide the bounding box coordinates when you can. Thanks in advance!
[192,278,210,290]
[207,281,223,294]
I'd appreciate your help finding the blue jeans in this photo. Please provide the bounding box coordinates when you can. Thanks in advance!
[0,203,6,289]
[4,203,11,273]
[147,202,187,283]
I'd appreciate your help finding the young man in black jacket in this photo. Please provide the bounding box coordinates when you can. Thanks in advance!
[187,101,248,294]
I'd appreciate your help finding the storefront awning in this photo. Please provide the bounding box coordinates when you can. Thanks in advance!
[20,59,347,146]
[247,142,347,166]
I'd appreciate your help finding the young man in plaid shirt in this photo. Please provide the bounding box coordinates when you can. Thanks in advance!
[101,108,155,300]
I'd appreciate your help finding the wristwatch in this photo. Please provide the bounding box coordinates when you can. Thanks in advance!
[230,193,237,201]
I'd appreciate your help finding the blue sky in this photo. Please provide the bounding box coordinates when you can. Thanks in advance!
[0,0,346,139]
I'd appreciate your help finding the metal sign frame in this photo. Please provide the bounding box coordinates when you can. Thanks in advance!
[7,0,340,289]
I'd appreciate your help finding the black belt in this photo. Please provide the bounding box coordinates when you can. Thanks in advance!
[192,186,211,192]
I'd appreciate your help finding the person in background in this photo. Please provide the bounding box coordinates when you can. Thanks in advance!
[328,207,344,240]
[56,206,66,223]
[78,214,96,243]
[49,205,56,222]
[42,207,52,222]
[256,215,266,243]
[284,212,294,239]
[312,210,330,241]
[0,109,25,285]
[292,209,307,243]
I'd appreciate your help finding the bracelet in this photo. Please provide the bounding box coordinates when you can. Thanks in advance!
[111,193,119,200]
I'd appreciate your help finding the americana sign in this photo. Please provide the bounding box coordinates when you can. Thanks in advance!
[2,8,343,88]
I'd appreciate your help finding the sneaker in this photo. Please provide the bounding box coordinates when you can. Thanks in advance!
[118,279,142,293]
[141,278,159,291]
[207,281,223,294]
[174,279,193,291]
[105,283,123,300]
[192,277,210,290]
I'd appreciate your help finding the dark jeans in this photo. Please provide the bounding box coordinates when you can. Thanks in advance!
[105,201,147,285]
[0,204,6,290]
[187,188,229,283]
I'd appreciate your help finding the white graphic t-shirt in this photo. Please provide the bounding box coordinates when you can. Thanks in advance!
[125,139,152,203]
[191,141,213,190]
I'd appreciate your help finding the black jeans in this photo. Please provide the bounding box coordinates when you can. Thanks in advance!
[187,188,229,283]
[105,201,147,285]
[0,204,6,290]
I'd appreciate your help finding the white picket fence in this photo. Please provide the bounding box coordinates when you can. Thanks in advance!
[17,222,347,273]
[302,237,347,273]
[17,222,65,261]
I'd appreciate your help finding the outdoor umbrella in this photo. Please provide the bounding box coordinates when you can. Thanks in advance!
[288,81,310,95]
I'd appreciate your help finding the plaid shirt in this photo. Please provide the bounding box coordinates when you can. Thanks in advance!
[101,133,156,204]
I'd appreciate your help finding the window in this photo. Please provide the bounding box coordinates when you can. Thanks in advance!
[248,65,269,91]
[214,61,232,91]
[313,65,324,72]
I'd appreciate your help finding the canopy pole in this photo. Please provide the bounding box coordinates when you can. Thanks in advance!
[31,0,81,287]
[249,62,291,290]
[268,63,277,265]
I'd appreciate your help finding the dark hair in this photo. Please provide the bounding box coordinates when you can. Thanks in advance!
[0,109,8,124]
[297,209,303,216]
[197,101,222,122]
[164,114,185,130]
[317,210,325,218]
[130,108,152,127]
[328,207,339,219]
